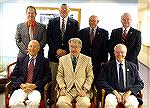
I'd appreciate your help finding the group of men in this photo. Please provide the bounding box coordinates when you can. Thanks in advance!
[7,3,144,108]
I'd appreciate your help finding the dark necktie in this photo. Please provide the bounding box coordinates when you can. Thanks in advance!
[119,63,125,91]
[26,58,34,83]
[90,28,94,44]
[121,29,127,43]
[61,18,65,35]
[29,25,33,40]
[72,57,77,72]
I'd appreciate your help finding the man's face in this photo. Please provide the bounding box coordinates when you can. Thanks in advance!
[59,5,69,18]
[114,46,127,62]
[89,16,99,28]
[26,7,36,22]
[69,41,81,57]
[27,41,40,57]
[121,14,132,29]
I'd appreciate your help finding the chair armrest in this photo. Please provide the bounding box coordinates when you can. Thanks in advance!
[44,81,52,104]
[101,89,105,108]
[5,81,12,108]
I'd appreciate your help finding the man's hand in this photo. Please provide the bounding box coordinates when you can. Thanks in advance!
[78,90,87,97]
[122,90,131,104]
[56,49,67,58]
[113,90,122,103]
[20,83,37,93]
[60,88,67,96]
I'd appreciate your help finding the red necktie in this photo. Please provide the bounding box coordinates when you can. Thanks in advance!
[121,29,127,43]
[26,58,34,83]
[90,28,94,44]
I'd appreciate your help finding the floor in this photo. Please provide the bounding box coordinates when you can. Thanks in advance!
[139,62,150,107]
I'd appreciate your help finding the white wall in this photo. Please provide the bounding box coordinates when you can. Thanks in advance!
[0,1,138,63]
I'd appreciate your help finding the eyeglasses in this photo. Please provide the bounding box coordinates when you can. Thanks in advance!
[115,51,126,54]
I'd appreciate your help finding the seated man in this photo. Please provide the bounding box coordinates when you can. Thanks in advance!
[56,38,94,108]
[97,44,144,108]
[9,40,51,108]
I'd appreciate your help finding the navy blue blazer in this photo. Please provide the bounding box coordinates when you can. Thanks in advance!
[97,60,144,103]
[109,27,141,69]
[10,55,51,93]
[47,17,79,62]
[77,27,108,77]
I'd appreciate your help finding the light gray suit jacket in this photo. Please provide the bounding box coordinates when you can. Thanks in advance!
[15,22,47,57]
[56,53,94,97]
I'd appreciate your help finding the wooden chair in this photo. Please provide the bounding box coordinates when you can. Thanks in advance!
[5,61,50,108]
[53,83,98,108]
[100,89,143,108]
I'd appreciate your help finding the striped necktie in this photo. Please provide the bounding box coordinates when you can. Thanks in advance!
[26,58,34,83]
[121,29,127,43]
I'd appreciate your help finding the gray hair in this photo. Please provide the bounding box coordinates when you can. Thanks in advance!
[114,43,127,52]
[68,38,82,48]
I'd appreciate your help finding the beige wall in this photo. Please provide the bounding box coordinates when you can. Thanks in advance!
[138,0,150,68]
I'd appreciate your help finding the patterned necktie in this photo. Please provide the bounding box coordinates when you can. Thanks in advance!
[26,58,34,83]
[121,29,127,43]
[72,57,77,72]
[119,63,125,91]
[61,18,65,35]
[90,28,94,44]
[29,25,33,40]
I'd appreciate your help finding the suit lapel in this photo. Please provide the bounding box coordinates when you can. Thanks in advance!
[22,56,29,81]
[112,61,120,88]
[66,54,74,73]
[24,22,30,43]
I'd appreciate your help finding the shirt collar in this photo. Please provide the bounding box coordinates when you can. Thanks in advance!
[123,26,130,32]
[29,54,37,60]
[116,60,125,66]
[60,16,68,22]
[27,21,36,27]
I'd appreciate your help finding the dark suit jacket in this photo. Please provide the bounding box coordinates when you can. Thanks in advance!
[97,60,144,103]
[47,17,79,62]
[10,55,51,93]
[109,27,141,69]
[77,27,108,78]
[15,22,47,57]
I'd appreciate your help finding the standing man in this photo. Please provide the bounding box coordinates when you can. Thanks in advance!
[77,15,108,80]
[56,38,94,108]
[109,13,141,69]
[97,44,144,108]
[15,6,47,57]
[9,40,51,108]
[47,4,79,101]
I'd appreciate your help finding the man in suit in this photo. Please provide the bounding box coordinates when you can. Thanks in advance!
[47,4,79,101]
[109,13,141,69]
[97,44,144,108]
[15,6,47,57]
[77,15,108,79]
[56,38,94,108]
[9,40,51,108]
